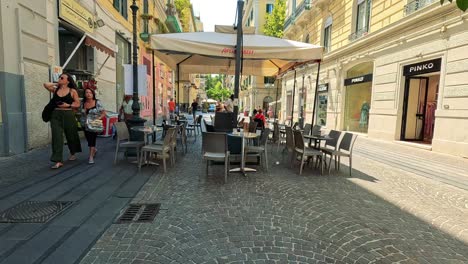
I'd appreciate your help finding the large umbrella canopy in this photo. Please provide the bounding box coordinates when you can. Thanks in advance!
[150,32,323,76]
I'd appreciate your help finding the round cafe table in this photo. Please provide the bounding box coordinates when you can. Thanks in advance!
[229,131,260,175]
[130,126,163,166]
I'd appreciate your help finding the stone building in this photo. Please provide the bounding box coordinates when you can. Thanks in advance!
[0,0,179,156]
[281,0,468,157]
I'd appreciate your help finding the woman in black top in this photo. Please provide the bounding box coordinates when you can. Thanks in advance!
[43,73,82,169]
[81,88,106,164]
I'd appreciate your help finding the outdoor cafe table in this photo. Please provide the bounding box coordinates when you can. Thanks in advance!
[229,131,260,175]
[130,126,163,166]
[303,134,332,149]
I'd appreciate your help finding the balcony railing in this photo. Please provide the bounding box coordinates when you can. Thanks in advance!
[404,0,437,16]
[284,0,311,30]
[348,26,369,41]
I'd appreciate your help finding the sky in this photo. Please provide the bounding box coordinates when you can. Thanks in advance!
[190,0,239,32]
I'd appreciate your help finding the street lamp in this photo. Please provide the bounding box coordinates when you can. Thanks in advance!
[128,0,146,140]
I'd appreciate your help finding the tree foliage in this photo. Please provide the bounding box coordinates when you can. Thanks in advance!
[263,0,286,38]
[206,82,232,101]
[204,75,231,101]
[440,0,468,11]
[174,0,192,32]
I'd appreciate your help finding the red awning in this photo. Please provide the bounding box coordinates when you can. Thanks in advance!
[84,34,116,58]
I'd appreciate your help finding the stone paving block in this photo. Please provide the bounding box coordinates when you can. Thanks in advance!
[77,139,468,264]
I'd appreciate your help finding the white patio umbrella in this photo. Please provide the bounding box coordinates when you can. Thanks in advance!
[150,29,324,126]
[150,31,323,76]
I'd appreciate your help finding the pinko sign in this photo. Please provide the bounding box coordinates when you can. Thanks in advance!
[221,48,254,55]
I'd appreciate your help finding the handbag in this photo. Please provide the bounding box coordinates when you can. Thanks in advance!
[41,100,55,122]
[86,117,104,133]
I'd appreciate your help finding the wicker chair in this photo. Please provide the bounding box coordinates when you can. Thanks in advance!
[113,122,145,165]
[245,128,271,171]
[138,127,175,173]
[202,132,230,183]
[322,132,357,175]
[293,130,324,175]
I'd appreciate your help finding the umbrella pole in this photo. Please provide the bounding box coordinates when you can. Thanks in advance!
[274,77,280,120]
[152,51,156,126]
[177,63,180,114]
[311,61,321,126]
[233,0,244,120]
[291,70,297,125]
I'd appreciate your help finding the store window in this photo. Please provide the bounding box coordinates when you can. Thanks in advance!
[266,3,274,14]
[113,0,128,19]
[316,84,329,126]
[323,16,332,53]
[343,62,373,133]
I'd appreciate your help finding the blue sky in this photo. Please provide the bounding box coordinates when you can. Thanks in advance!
[190,0,239,32]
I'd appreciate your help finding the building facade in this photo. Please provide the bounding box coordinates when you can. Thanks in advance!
[0,0,181,156]
[240,0,278,115]
[281,0,468,157]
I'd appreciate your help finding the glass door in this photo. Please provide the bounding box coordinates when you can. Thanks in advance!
[401,77,429,141]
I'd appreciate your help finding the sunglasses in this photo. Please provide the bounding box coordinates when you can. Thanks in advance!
[59,76,67,80]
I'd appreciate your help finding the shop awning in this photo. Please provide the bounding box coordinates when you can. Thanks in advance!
[84,34,116,57]
[62,33,116,71]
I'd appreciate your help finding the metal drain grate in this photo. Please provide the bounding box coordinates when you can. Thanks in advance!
[116,203,160,224]
[0,201,73,223]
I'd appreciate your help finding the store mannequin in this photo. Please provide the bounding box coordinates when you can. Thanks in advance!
[359,101,370,128]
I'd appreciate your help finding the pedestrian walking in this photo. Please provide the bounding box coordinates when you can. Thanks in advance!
[119,95,133,123]
[191,99,198,120]
[168,98,176,119]
[81,88,106,164]
[43,73,82,169]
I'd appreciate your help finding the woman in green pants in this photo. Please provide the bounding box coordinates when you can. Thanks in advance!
[43,73,82,169]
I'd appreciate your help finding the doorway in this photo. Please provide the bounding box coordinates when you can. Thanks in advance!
[401,75,439,143]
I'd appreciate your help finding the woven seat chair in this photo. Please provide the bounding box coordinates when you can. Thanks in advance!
[202,132,230,183]
[245,128,271,171]
[138,127,175,173]
[322,132,357,175]
[293,129,324,175]
[113,122,145,165]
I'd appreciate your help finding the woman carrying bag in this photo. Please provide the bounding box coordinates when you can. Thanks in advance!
[81,88,106,164]
[43,73,82,169]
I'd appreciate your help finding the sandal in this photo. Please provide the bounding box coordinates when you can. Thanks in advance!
[68,155,77,161]
[51,162,63,169]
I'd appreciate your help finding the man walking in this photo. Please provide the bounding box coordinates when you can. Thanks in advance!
[191,99,198,120]
[168,98,176,119]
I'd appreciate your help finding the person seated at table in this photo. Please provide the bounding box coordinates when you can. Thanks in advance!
[237,117,245,128]
[254,109,266,128]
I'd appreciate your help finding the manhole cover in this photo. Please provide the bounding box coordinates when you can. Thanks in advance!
[115,203,160,224]
[0,201,73,223]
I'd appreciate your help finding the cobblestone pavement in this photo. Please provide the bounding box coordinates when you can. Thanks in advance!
[80,136,468,264]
